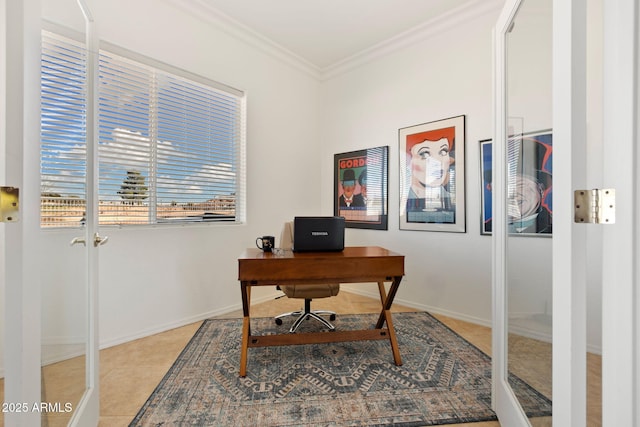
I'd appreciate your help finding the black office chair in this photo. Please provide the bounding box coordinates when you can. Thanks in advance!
[274,221,339,333]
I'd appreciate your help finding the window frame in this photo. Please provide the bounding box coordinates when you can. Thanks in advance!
[40,24,247,228]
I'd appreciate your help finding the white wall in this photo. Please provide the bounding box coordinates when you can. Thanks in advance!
[1,0,605,377]
[38,0,323,353]
[320,1,603,352]
[320,8,503,325]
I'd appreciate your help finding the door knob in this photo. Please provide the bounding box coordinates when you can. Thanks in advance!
[70,237,86,246]
[93,233,108,247]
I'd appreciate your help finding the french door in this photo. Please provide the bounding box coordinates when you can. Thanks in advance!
[493,0,638,425]
[67,1,102,424]
[493,0,558,424]
[3,0,102,425]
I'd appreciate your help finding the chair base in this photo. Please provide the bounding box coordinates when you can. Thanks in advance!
[274,299,336,333]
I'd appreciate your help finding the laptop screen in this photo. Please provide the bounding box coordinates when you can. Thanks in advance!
[293,216,345,252]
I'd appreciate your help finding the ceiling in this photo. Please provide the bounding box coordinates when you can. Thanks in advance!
[198,0,478,70]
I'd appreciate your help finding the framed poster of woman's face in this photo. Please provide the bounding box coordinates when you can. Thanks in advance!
[399,115,466,232]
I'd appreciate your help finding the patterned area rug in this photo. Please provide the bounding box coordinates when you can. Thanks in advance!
[131,312,551,426]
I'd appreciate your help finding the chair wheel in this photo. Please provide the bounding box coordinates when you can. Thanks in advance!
[275,318,283,325]
[329,314,336,321]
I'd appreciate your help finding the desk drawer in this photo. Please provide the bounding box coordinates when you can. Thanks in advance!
[238,256,404,282]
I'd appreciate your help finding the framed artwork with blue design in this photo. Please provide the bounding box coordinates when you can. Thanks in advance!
[480,129,553,236]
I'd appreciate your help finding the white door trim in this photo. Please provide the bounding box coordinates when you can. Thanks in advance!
[601,0,638,425]
[69,1,100,424]
[551,0,588,426]
[3,0,42,425]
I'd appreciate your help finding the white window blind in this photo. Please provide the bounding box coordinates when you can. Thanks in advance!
[41,32,88,227]
[40,30,245,227]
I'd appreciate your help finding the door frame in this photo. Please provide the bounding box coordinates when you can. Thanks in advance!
[601,0,638,425]
[551,0,588,425]
[3,0,101,424]
[493,0,590,424]
[69,0,100,424]
[495,0,639,425]
[3,0,43,425]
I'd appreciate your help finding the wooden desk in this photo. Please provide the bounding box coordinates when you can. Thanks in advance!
[237,246,404,377]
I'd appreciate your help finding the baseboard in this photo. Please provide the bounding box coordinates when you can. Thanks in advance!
[339,285,603,355]
[98,309,232,351]
[0,293,284,379]
[42,336,86,366]
[339,284,493,328]
[17,286,600,378]
[99,292,280,351]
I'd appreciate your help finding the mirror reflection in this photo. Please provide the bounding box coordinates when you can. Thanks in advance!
[505,0,553,424]
[40,0,90,424]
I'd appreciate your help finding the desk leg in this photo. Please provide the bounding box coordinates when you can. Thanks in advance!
[376,277,401,328]
[240,281,251,377]
[376,278,403,366]
[383,306,402,366]
[376,281,388,328]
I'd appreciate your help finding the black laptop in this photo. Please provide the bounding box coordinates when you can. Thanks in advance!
[293,216,345,252]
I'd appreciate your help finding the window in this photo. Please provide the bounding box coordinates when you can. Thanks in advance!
[41,31,246,227]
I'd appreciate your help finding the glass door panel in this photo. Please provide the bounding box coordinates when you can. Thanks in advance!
[494,0,556,424]
[40,0,100,424]
[505,1,553,425]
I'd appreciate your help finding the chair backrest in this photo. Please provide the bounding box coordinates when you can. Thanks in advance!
[280,221,294,250]
[278,220,340,297]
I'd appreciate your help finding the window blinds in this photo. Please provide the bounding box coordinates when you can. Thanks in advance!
[41,30,245,227]
[41,32,88,227]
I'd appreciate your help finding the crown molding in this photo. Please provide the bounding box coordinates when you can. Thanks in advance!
[166,0,504,82]
[164,0,323,80]
[321,0,505,80]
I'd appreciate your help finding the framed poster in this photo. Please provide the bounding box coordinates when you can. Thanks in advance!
[334,146,388,230]
[480,138,493,235]
[480,129,553,236]
[399,115,466,232]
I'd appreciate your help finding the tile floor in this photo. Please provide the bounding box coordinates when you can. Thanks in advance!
[0,291,601,426]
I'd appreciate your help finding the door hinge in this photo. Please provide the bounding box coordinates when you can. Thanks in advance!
[574,189,615,224]
[0,186,19,222]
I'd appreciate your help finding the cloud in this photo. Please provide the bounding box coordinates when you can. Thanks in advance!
[102,127,236,200]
